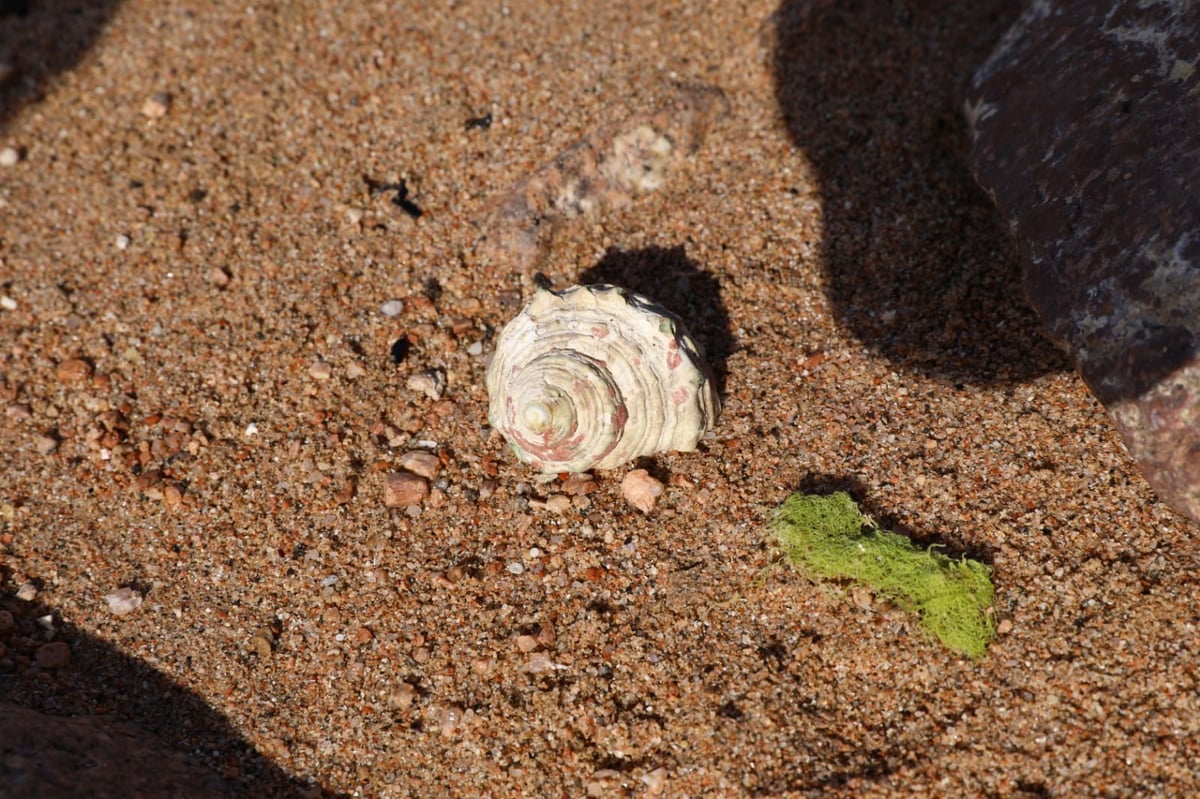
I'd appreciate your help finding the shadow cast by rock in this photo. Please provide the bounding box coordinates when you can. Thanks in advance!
[0,569,346,799]
[1,0,124,130]
[579,244,734,398]
[772,0,1069,386]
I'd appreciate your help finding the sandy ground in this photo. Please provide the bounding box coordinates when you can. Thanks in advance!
[2,1,1199,797]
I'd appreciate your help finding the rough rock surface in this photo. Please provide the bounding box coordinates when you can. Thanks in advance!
[0,702,235,799]
[967,1,1200,522]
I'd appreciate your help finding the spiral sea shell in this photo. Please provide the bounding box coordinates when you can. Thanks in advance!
[486,284,720,473]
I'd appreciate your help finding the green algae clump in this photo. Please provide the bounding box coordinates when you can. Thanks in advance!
[771,491,996,659]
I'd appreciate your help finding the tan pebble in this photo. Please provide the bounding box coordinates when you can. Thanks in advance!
[354,626,373,645]
[383,471,428,507]
[103,587,143,616]
[406,369,446,400]
[621,469,664,513]
[471,656,495,676]
[390,682,417,709]
[250,635,272,659]
[642,767,668,796]
[15,582,37,601]
[36,641,70,669]
[438,704,465,737]
[412,646,430,663]
[668,473,695,489]
[5,403,31,421]
[537,621,556,647]
[516,634,540,652]
[162,484,183,507]
[33,433,58,455]
[345,361,367,379]
[308,361,333,380]
[0,146,19,167]
[140,93,170,118]
[996,618,1014,635]
[399,450,441,479]
[544,494,572,514]
[478,478,498,499]
[208,266,231,287]
[55,358,92,384]
[427,488,446,508]
[561,473,598,496]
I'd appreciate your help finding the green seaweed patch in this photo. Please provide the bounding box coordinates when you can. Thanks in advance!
[771,491,996,659]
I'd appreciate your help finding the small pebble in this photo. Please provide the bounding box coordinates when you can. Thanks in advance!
[642,767,668,797]
[15,582,37,601]
[438,704,466,737]
[346,206,365,226]
[115,234,131,250]
[162,484,183,507]
[406,369,446,400]
[381,299,405,317]
[0,146,19,167]
[55,358,93,384]
[140,93,170,118]
[525,652,568,673]
[208,265,231,286]
[383,471,429,507]
[308,361,333,381]
[0,296,16,311]
[399,450,441,480]
[34,434,59,456]
[561,473,598,496]
[345,362,367,379]
[622,469,664,513]
[516,634,540,652]
[250,635,272,659]
[506,561,525,575]
[466,340,484,356]
[532,493,572,514]
[391,682,417,710]
[36,641,70,669]
[103,587,144,616]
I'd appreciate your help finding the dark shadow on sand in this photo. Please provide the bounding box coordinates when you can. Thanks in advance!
[0,569,348,798]
[0,0,123,130]
[772,0,1070,386]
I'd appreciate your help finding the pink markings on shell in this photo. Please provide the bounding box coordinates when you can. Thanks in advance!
[672,386,688,405]
[590,325,610,339]
[666,350,682,369]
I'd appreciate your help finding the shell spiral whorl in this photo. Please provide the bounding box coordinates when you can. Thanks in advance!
[486,284,719,473]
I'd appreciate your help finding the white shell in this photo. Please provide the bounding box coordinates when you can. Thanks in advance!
[486,284,720,472]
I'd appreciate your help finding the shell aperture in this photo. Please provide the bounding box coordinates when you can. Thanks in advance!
[486,284,719,473]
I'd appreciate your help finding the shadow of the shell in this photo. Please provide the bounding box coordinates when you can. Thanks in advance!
[772,0,1071,386]
[0,569,348,799]
[578,244,734,400]
[0,0,124,131]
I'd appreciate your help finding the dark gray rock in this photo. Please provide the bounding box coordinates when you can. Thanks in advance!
[0,702,235,799]
[967,0,1200,522]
